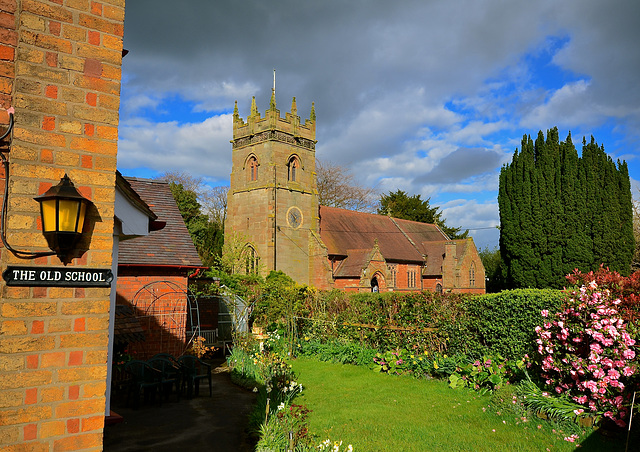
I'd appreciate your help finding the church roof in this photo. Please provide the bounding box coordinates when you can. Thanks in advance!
[333,249,371,277]
[318,205,448,263]
[118,177,203,268]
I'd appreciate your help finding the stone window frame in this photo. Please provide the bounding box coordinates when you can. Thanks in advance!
[245,154,259,181]
[287,154,300,182]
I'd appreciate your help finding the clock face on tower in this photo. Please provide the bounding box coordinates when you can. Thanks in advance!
[287,206,303,228]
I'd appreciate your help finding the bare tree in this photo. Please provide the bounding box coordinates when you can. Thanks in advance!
[158,171,228,229]
[316,160,377,212]
[200,185,229,229]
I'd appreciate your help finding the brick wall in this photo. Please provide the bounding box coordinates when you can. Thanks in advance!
[116,272,191,359]
[0,1,124,450]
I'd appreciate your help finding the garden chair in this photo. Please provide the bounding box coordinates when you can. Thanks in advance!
[178,355,212,397]
[147,357,181,402]
[124,360,163,408]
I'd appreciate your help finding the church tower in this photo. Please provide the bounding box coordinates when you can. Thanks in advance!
[225,91,319,284]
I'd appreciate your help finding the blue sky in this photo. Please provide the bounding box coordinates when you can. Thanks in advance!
[117,0,640,250]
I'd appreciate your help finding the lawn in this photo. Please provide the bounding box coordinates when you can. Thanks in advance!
[290,357,630,451]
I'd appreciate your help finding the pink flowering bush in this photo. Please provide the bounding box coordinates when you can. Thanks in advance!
[531,282,638,427]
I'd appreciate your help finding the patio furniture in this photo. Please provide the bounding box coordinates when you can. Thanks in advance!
[179,355,212,397]
[147,357,181,402]
[124,360,163,408]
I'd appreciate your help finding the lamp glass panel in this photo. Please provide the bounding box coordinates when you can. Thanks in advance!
[77,202,87,232]
[41,199,57,232]
[58,199,80,232]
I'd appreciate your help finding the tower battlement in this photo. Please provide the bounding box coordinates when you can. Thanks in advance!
[232,95,316,150]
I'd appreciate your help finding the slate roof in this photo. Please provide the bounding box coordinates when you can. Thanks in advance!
[319,205,448,264]
[118,177,203,268]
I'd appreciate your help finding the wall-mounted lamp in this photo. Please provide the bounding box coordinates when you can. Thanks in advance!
[34,174,92,260]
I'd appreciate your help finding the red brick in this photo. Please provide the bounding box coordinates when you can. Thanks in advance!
[83,123,94,136]
[40,149,53,164]
[49,21,61,36]
[66,418,79,434]
[87,30,99,45]
[68,385,79,400]
[83,58,101,77]
[31,320,44,334]
[45,84,57,98]
[42,115,55,131]
[45,51,57,67]
[85,91,96,106]
[73,317,85,332]
[0,0,17,14]
[26,354,38,369]
[81,154,92,168]
[24,388,37,404]
[33,286,47,298]
[0,43,14,60]
[68,350,82,366]
[90,1,102,16]
[23,423,37,441]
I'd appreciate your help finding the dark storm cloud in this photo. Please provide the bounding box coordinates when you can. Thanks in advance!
[414,148,503,185]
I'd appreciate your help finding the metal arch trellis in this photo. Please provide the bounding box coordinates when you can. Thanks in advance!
[130,280,201,357]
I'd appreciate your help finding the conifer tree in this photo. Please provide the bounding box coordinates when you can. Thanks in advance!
[498,128,634,289]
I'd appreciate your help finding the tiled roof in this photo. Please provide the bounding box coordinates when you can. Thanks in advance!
[422,240,471,276]
[333,249,371,277]
[118,177,203,268]
[319,205,448,263]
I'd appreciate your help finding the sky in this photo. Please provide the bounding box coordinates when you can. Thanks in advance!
[117,0,640,250]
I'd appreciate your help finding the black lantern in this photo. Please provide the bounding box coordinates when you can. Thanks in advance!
[34,174,92,259]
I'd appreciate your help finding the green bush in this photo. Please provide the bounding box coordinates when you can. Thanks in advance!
[462,289,565,360]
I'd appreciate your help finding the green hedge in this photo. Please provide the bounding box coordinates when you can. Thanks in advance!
[297,288,566,361]
[461,289,565,360]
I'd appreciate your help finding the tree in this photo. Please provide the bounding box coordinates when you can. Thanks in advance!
[498,128,634,289]
[633,193,640,271]
[316,160,377,212]
[478,246,505,293]
[377,189,468,239]
[160,171,229,229]
[167,181,223,267]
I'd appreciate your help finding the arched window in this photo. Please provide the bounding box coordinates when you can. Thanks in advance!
[371,276,379,293]
[288,156,299,182]
[469,263,476,287]
[436,283,443,293]
[243,245,259,275]
[248,156,258,181]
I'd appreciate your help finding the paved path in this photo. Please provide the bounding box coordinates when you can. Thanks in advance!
[103,362,256,452]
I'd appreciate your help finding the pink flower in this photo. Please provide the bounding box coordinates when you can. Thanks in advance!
[622,366,634,377]
[622,349,635,360]
[541,310,549,317]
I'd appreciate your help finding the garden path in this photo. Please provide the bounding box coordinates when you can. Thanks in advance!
[103,359,256,452]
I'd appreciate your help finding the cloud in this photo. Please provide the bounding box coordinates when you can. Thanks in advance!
[116,0,640,249]
[118,115,232,183]
[415,148,503,184]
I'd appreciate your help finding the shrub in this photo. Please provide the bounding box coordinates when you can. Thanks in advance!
[463,289,565,360]
[530,282,638,427]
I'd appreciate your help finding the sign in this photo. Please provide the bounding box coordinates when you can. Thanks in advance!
[2,266,113,287]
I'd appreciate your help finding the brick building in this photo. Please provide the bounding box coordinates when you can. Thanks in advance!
[0,1,127,450]
[225,94,486,293]
[116,176,204,359]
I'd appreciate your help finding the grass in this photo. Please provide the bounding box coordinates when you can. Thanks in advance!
[290,357,632,451]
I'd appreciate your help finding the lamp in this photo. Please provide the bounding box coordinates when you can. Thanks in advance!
[34,174,92,259]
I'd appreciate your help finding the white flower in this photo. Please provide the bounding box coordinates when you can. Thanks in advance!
[277,402,285,411]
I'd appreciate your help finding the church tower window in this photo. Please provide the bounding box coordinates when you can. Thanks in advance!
[288,156,299,182]
[248,156,258,181]
[469,263,476,287]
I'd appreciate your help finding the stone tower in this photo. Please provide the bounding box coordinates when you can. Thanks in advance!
[225,92,319,284]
